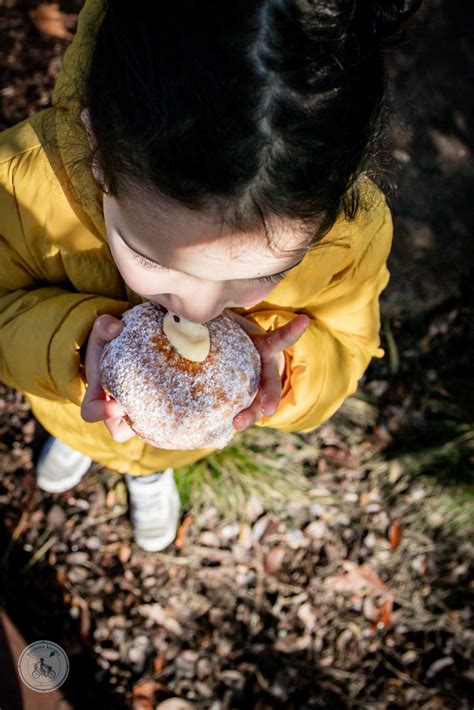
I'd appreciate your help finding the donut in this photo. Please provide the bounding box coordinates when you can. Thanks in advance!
[99,302,262,450]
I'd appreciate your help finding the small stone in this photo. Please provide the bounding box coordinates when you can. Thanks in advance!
[67,567,88,583]
[220,522,240,540]
[175,649,199,678]
[66,551,89,565]
[101,648,120,661]
[194,681,213,698]
[297,602,317,630]
[309,503,325,518]
[47,504,66,529]
[198,531,221,547]
[128,635,150,673]
[331,512,351,526]
[245,494,264,523]
[304,521,327,540]
[196,656,212,680]
[363,532,377,548]
[216,638,233,657]
[157,699,194,710]
[86,536,101,550]
[285,527,307,549]
[219,670,245,689]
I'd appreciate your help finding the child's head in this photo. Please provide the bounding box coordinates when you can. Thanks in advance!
[77,0,420,322]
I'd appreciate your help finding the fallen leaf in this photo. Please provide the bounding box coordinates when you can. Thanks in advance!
[388,520,402,549]
[56,568,67,585]
[250,514,279,544]
[274,634,311,653]
[11,511,30,542]
[29,3,73,40]
[132,700,153,710]
[377,594,393,629]
[136,603,183,636]
[105,488,115,508]
[71,595,91,638]
[153,651,167,674]
[175,515,194,549]
[264,544,286,575]
[118,544,132,563]
[319,655,334,667]
[362,596,380,622]
[132,679,160,700]
[325,562,385,595]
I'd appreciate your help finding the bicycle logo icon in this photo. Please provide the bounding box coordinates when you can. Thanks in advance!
[18,640,69,692]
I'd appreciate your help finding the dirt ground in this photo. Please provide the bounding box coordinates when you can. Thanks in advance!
[0,1,473,709]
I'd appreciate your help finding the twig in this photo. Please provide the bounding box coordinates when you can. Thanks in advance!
[73,507,127,534]
[20,535,58,574]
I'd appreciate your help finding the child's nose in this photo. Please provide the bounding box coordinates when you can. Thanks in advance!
[151,296,226,324]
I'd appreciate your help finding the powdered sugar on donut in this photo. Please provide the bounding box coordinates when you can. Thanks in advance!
[99,302,262,450]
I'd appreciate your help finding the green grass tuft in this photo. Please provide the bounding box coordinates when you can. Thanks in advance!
[173,427,315,519]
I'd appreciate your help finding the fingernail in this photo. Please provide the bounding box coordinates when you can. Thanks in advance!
[108,323,121,336]
[262,396,275,416]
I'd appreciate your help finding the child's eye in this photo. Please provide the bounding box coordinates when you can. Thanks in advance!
[133,252,286,285]
[133,253,169,271]
[250,272,286,285]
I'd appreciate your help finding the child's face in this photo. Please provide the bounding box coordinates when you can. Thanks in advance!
[103,189,308,323]
[81,111,309,323]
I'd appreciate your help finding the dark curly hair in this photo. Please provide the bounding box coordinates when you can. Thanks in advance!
[63,0,423,257]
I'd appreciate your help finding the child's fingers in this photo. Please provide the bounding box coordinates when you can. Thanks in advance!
[80,314,124,423]
[104,416,137,443]
[259,314,310,361]
[84,315,124,393]
[233,386,265,431]
[224,309,310,361]
[233,355,282,430]
[81,395,125,423]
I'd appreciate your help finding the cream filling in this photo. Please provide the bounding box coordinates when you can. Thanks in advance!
[162,311,211,362]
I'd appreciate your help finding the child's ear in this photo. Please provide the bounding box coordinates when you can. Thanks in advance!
[80,107,104,187]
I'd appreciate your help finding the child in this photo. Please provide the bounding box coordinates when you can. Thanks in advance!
[0,0,421,551]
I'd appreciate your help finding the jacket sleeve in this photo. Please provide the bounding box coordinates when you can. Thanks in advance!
[0,286,130,407]
[248,192,393,433]
[0,164,129,407]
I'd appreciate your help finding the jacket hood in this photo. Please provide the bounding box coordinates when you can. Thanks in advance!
[50,0,107,239]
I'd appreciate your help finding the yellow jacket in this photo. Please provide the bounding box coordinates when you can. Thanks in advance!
[0,0,393,476]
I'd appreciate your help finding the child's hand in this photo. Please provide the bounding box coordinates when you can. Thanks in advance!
[223,309,310,432]
[80,314,137,443]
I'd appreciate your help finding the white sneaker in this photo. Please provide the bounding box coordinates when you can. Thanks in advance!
[125,469,181,552]
[36,436,92,493]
